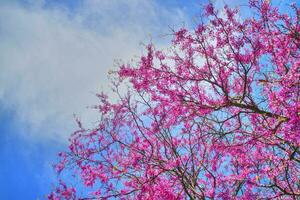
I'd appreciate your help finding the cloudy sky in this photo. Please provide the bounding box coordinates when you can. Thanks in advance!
[0,0,284,199]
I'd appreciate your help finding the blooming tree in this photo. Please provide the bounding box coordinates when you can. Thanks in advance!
[49,1,300,199]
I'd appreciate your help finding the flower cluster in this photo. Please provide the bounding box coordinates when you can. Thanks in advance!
[50,1,300,199]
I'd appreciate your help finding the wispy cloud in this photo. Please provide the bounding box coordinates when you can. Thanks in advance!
[0,0,186,142]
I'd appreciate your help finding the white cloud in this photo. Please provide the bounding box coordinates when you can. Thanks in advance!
[0,0,186,143]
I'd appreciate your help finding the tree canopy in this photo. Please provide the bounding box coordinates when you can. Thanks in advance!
[49,1,300,199]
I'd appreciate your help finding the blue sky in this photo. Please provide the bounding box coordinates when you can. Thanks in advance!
[0,109,64,199]
[0,0,294,199]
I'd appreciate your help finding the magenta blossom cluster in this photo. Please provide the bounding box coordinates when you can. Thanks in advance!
[49,1,300,199]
